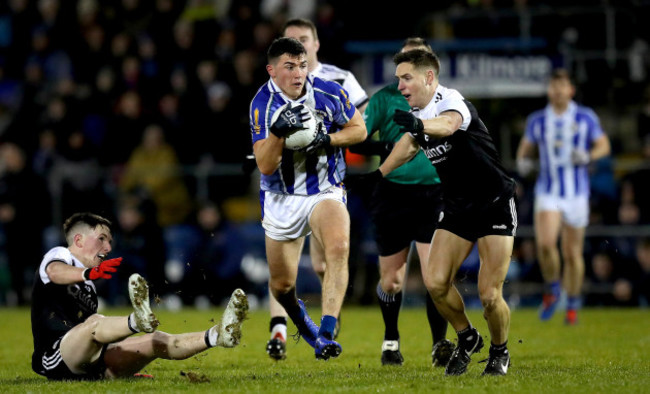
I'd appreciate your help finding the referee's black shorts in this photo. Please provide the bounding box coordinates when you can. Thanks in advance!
[370,179,443,256]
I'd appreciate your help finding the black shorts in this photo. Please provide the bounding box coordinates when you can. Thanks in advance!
[32,336,108,381]
[370,180,443,256]
[437,194,517,242]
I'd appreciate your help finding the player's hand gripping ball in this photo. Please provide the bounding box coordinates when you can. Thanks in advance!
[271,103,321,150]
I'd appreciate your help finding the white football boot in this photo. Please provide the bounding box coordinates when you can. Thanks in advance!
[128,274,160,333]
[210,289,249,348]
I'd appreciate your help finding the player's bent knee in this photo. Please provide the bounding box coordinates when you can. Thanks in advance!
[380,276,403,294]
[479,288,503,311]
[425,278,451,301]
[85,313,105,324]
[83,314,105,339]
[324,238,349,261]
[269,280,296,296]
[537,242,557,256]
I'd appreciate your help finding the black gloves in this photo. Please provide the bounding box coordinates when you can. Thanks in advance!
[393,109,424,136]
[348,140,394,157]
[301,123,331,154]
[344,169,383,191]
[270,103,311,138]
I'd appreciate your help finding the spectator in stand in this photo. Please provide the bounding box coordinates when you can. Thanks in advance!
[0,142,51,305]
[108,194,167,305]
[620,135,650,224]
[632,237,650,306]
[102,90,148,166]
[584,250,635,307]
[49,129,109,225]
[183,201,250,306]
[120,123,192,228]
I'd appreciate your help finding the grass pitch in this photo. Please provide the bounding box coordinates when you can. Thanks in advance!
[0,305,648,393]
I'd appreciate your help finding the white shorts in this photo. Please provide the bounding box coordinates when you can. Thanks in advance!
[261,186,347,241]
[534,194,589,228]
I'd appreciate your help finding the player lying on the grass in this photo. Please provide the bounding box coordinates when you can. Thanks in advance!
[31,212,249,380]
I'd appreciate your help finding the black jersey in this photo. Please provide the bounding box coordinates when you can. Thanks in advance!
[31,247,98,354]
[410,85,515,209]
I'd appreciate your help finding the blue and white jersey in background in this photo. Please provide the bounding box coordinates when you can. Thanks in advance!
[525,100,604,198]
[249,74,356,196]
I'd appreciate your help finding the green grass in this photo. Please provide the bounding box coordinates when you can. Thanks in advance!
[1,305,649,393]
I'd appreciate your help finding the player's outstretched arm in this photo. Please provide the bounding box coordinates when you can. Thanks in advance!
[46,258,122,285]
[378,133,420,176]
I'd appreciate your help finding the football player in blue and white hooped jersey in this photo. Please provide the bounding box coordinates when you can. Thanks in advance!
[249,37,366,360]
[261,19,371,360]
[516,69,611,325]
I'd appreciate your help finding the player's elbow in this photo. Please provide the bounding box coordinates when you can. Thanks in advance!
[350,126,367,145]
[258,166,275,176]
[257,161,279,176]
[440,118,459,137]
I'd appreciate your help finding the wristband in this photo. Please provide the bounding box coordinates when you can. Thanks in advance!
[82,268,91,281]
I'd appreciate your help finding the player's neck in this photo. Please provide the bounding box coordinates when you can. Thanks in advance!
[69,248,91,268]
[551,102,569,114]
[423,81,439,108]
[309,61,320,74]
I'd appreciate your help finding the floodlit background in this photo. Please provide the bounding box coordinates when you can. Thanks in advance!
[0,0,648,311]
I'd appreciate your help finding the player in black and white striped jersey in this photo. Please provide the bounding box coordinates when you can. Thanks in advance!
[262,18,369,361]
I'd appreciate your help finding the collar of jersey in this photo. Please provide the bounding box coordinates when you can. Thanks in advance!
[267,75,314,105]
[416,84,448,115]
[545,100,577,120]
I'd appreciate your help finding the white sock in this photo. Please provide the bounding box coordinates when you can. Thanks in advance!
[271,323,287,341]
[128,313,140,333]
[205,326,218,348]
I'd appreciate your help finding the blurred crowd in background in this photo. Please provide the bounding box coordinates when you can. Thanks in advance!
[0,0,649,309]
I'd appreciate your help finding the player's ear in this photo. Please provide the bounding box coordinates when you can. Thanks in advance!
[73,233,84,248]
[426,69,435,86]
[266,64,275,78]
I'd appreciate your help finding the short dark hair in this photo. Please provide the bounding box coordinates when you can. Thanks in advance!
[267,37,306,64]
[393,49,441,77]
[283,18,318,41]
[402,37,432,53]
[63,213,112,245]
[550,68,573,84]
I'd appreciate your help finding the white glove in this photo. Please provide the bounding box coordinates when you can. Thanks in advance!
[516,158,535,177]
[571,149,590,165]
